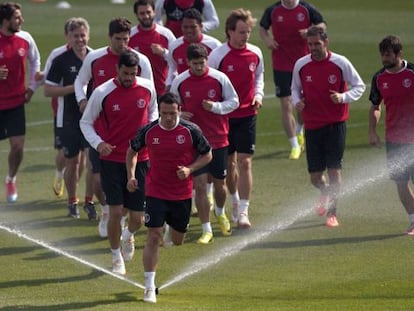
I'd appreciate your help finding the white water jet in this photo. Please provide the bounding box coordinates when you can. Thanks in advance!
[0,222,145,289]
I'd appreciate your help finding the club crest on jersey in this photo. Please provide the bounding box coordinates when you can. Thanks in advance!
[18,48,26,57]
[382,82,389,89]
[176,134,185,144]
[112,104,121,111]
[403,78,412,88]
[227,65,235,72]
[171,7,183,20]
[208,89,216,99]
[297,13,305,22]
[178,58,184,65]
[184,91,191,98]
[98,70,105,77]
[328,75,337,84]
[276,15,283,23]
[306,75,312,82]
[137,98,146,108]
[249,62,256,72]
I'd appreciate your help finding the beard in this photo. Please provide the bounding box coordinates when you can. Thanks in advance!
[139,18,153,29]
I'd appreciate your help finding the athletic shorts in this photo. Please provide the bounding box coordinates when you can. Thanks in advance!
[145,196,191,233]
[305,122,346,173]
[228,116,256,155]
[0,105,25,140]
[61,124,88,158]
[89,147,101,174]
[193,146,228,179]
[53,118,63,149]
[386,142,414,182]
[273,70,293,98]
[100,159,149,211]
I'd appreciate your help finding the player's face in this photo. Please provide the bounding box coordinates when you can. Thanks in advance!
[182,18,202,42]
[136,4,155,29]
[187,57,208,76]
[159,102,180,129]
[282,0,298,9]
[110,31,130,55]
[229,20,251,49]
[6,9,23,33]
[117,64,138,88]
[307,35,328,61]
[381,49,401,70]
[68,26,89,53]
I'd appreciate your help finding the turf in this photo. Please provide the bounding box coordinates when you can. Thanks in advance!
[0,0,414,310]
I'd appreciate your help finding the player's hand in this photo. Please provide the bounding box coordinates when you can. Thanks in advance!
[251,98,262,111]
[295,98,305,112]
[126,178,138,192]
[78,99,88,113]
[25,88,34,103]
[329,90,343,104]
[202,99,213,111]
[97,142,116,156]
[176,165,191,180]
[151,43,165,56]
[180,111,193,120]
[0,65,8,80]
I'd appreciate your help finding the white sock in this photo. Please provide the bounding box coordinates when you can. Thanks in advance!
[296,124,304,135]
[111,248,121,258]
[230,191,240,205]
[214,205,224,216]
[122,229,133,241]
[202,222,212,233]
[101,204,109,214]
[144,271,156,289]
[289,136,300,148]
[56,169,64,179]
[5,175,16,183]
[206,183,213,195]
[409,214,414,223]
[239,200,249,215]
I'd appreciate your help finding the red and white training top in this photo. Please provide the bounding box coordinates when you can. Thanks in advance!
[170,67,239,149]
[291,51,365,130]
[80,76,158,163]
[0,30,40,110]
[166,33,220,86]
[209,42,264,118]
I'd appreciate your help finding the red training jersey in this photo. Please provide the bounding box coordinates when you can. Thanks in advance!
[130,118,211,200]
[129,24,176,95]
[369,61,414,143]
[259,1,324,71]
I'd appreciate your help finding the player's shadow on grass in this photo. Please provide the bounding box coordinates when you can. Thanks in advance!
[0,291,137,311]
[243,232,403,250]
[254,150,293,160]
[21,163,55,173]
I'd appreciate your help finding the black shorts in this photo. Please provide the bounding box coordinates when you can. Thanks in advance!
[53,117,63,149]
[145,196,191,233]
[273,70,292,98]
[193,146,228,179]
[305,122,346,173]
[89,147,101,174]
[0,105,25,140]
[100,159,149,211]
[61,124,88,158]
[386,142,414,182]
[228,116,256,155]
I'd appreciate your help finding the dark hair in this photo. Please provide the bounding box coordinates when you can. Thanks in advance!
[0,2,21,24]
[118,50,139,68]
[133,0,154,14]
[109,17,132,36]
[307,25,328,41]
[379,35,402,55]
[182,8,202,25]
[186,43,208,60]
[158,92,181,107]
